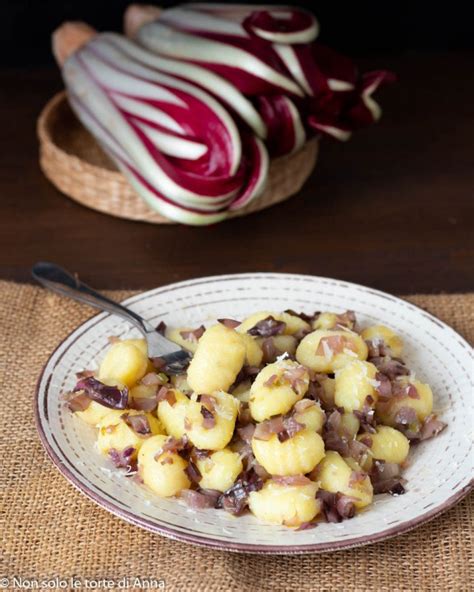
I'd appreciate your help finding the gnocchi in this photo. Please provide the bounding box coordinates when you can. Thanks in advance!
[249,359,309,422]
[66,307,446,528]
[138,435,191,497]
[317,451,373,509]
[334,360,378,412]
[296,329,368,373]
[187,324,246,393]
[252,429,325,476]
[361,324,403,358]
[196,449,243,492]
[249,478,320,527]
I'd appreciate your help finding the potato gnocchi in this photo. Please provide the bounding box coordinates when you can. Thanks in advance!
[65,310,446,528]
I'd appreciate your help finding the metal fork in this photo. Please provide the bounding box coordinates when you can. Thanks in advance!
[31,261,192,374]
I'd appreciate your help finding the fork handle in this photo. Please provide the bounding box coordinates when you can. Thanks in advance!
[32,261,153,336]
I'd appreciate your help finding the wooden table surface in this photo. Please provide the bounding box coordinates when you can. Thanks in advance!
[1,51,472,294]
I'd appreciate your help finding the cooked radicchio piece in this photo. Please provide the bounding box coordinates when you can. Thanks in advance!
[73,376,128,410]
[181,488,220,509]
[122,413,151,436]
[369,460,406,495]
[217,468,264,515]
[156,386,177,406]
[334,310,356,329]
[317,490,357,522]
[155,321,167,335]
[247,316,286,337]
[179,325,206,343]
[217,318,241,329]
[184,461,202,484]
[284,309,320,324]
[369,356,410,380]
[109,446,136,469]
[66,392,92,412]
[253,412,305,443]
[323,409,371,463]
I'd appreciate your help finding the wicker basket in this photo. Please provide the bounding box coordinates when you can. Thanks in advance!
[37,91,319,224]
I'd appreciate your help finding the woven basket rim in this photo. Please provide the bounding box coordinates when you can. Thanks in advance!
[37,91,319,224]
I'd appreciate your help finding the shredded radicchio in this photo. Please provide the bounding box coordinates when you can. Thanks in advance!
[122,413,151,436]
[247,316,286,337]
[73,376,128,410]
[155,321,167,335]
[217,468,264,515]
[317,490,357,522]
[218,318,241,329]
[179,325,205,343]
[369,356,409,380]
[185,461,202,484]
[109,446,136,469]
[253,413,305,443]
[353,396,377,433]
[335,310,356,329]
[181,488,220,509]
[67,392,91,412]
[284,309,319,324]
[323,409,370,463]
[156,386,177,406]
[369,460,406,495]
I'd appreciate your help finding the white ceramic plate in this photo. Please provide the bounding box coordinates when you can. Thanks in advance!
[35,274,473,554]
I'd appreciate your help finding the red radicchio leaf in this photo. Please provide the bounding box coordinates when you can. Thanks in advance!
[317,490,357,522]
[122,413,151,436]
[261,337,278,363]
[155,321,167,335]
[407,384,420,399]
[179,325,205,343]
[272,475,312,487]
[369,460,406,495]
[74,377,128,410]
[157,436,189,458]
[75,369,95,379]
[394,406,418,427]
[353,396,377,433]
[284,309,320,324]
[334,310,356,329]
[366,339,392,358]
[130,397,158,412]
[109,446,136,469]
[253,416,285,441]
[282,365,308,395]
[157,386,176,406]
[375,372,392,400]
[369,356,409,381]
[218,318,241,329]
[316,335,356,356]
[247,316,286,337]
[181,489,218,509]
[217,468,264,516]
[141,372,166,386]
[237,423,256,444]
[419,414,447,441]
[263,373,278,387]
[185,461,202,484]
[201,406,216,429]
[67,392,92,412]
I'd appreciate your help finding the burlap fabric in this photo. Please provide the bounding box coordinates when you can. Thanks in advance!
[0,280,472,591]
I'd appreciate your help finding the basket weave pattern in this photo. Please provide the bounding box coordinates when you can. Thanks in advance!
[37,92,318,224]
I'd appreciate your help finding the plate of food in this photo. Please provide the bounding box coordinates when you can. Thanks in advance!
[34,272,473,553]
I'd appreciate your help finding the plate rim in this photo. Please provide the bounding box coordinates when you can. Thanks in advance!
[34,272,474,554]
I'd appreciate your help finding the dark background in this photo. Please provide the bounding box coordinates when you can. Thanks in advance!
[1,0,472,66]
[0,1,472,293]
